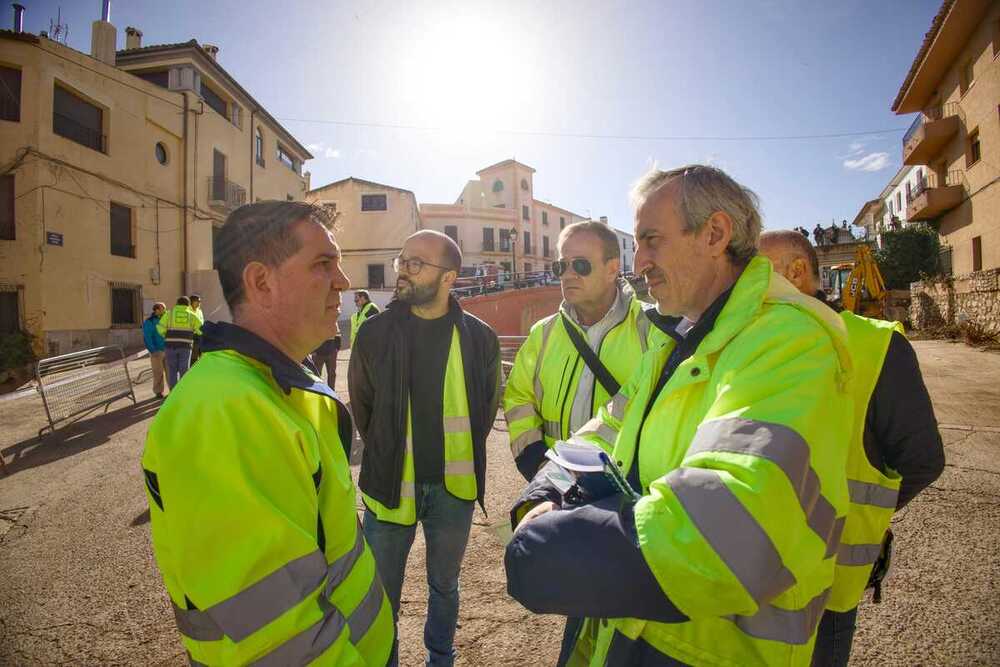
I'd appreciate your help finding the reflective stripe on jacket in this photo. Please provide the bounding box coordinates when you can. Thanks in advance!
[157,305,202,346]
[362,327,476,525]
[142,327,394,666]
[571,257,855,666]
[503,291,663,478]
[826,311,904,612]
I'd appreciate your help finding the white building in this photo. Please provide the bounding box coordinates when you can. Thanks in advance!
[853,164,929,247]
[614,228,635,274]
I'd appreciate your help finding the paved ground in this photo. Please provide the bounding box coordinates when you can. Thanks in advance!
[1,340,998,665]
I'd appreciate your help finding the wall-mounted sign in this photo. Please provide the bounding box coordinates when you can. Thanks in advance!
[46,232,64,246]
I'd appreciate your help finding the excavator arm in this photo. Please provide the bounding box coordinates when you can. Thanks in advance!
[842,244,887,317]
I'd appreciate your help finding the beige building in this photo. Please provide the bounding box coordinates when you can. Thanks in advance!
[0,11,311,355]
[306,177,421,290]
[892,0,1000,274]
[420,159,587,277]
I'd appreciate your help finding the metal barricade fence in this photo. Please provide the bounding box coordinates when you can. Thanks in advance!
[36,345,137,437]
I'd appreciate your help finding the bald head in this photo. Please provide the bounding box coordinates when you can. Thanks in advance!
[759,230,820,295]
[408,230,462,271]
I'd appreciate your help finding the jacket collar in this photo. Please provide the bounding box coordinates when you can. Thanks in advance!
[201,321,337,400]
[385,293,465,326]
[560,281,631,332]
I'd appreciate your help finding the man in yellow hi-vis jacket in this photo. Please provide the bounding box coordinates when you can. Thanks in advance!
[143,201,394,665]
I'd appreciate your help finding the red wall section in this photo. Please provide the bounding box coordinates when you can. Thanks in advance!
[460,286,562,336]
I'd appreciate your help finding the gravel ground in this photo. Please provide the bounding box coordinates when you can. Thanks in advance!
[0,340,998,666]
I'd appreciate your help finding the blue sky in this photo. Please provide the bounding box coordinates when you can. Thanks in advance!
[22,0,938,233]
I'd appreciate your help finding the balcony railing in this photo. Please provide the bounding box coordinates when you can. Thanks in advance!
[908,170,965,221]
[53,112,105,152]
[482,240,496,252]
[902,103,961,165]
[207,177,247,212]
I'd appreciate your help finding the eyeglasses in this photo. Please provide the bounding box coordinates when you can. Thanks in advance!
[393,256,453,275]
[551,258,593,277]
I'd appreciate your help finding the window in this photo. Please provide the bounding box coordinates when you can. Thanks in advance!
[0,289,19,334]
[967,128,982,167]
[523,231,532,255]
[522,205,529,221]
[255,127,265,167]
[499,228,511,252]
[444,225,458,244]
[905,182,911,205]
[542,211,548,225]
[492,179,504,193]
[0,65,22,122]
[155,142,168,165]
[202,83,228,117]
[960,60,975,95]
[110,203,134,258]
[110,285,140,326]
[483,227,495,251]
[212,225,221,270]
[0,174,13,240]
[896,191,902,212]
[277,144,299,174]
[560,216,565,229]
[53,84,104,152]
[230,104,242,129]
[520,178,529,191]
[212,149,227,200]
[361,194,387,211]
[368,264,385,289]
[524,262,532,274]
[972,236,982,272]
[543,235,550,257]
[136,70,169,89]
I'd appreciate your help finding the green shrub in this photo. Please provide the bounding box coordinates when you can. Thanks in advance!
[0,330,36,373]
[875,225,942,289]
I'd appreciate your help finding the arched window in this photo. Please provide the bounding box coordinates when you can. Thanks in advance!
[255,127,264,166]
[520,178,529,191]
[492,179,504,193]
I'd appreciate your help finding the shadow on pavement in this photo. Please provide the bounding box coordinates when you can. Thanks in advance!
[0,397,162,476]
[130,508,150,526]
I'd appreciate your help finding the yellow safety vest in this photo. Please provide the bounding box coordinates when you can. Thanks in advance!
[362,327,476,525]
[143,346,394,665]
[826,312,904,612]
[351,302,378,343]
[157,305,201,346]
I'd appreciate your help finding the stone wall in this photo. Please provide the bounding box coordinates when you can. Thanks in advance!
[910,268,1000,333]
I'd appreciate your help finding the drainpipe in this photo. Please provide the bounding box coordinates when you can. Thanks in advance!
[182,92,189,279]
[249,107,255,201]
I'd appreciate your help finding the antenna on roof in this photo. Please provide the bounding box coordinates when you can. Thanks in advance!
[49,7,69,44]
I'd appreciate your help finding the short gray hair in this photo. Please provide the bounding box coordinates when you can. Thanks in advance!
[557,220,621,261]
[631,164,762,263]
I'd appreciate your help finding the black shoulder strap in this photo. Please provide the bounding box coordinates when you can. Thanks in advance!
[560,314,620,397]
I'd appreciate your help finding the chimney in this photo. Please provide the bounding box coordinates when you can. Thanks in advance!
[125,26,142,50]
[12,3,24,33]
[203,44,219,60]
[90,0,117,66]
[599,216,608,225]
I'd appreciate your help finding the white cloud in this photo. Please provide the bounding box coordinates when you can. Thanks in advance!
[324,147,341,159]
[305,141,342,159]
[843,152,890,172]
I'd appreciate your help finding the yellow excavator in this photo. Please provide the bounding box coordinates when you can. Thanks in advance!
[830,244,887,318]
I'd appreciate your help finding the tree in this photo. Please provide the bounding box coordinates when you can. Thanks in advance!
[875,224,941,289]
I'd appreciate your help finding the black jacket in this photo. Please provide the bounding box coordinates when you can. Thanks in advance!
[349,296,501,512]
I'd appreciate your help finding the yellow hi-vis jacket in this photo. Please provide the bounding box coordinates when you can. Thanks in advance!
[568,257,854,666]
[156,304,202,347]
[503,289,665,478]
[350,302,378,344]
[142,323,394,665]
[826,311,904,612]
[362,327,477,525]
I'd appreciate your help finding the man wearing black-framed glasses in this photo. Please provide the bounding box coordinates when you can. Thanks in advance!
[349,230,500,666]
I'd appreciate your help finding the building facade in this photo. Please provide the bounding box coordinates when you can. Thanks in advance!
[0,14,311,355]
[420,159,587,277]
[892,0,1000,274]
[306,177,421,290]
[852,165,929,245]
[612,227,635,274]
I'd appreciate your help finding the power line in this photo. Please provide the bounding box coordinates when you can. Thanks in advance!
[275,117,908,143]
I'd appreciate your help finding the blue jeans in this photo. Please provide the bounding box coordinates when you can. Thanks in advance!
[811,607,858,667]
[165,346,192,389]
[363,483,475,667]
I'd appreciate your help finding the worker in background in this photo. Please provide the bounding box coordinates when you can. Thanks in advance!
[759,230,944,667]
[156,296,202,389]
[142,302,167,399]
[312,330,343,391]
[142,201,394,665]
[506,165,854,666]
[349,230,500,667]
[350,289,380,346]
[504,220,663,481]
[188,294,204,363]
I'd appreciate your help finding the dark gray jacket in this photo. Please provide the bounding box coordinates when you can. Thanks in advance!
[349,296,500,512]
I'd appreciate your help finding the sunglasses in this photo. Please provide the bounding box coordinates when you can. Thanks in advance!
[551,258,592,277]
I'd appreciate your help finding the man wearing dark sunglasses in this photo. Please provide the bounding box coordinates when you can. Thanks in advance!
[349,230,500,666]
